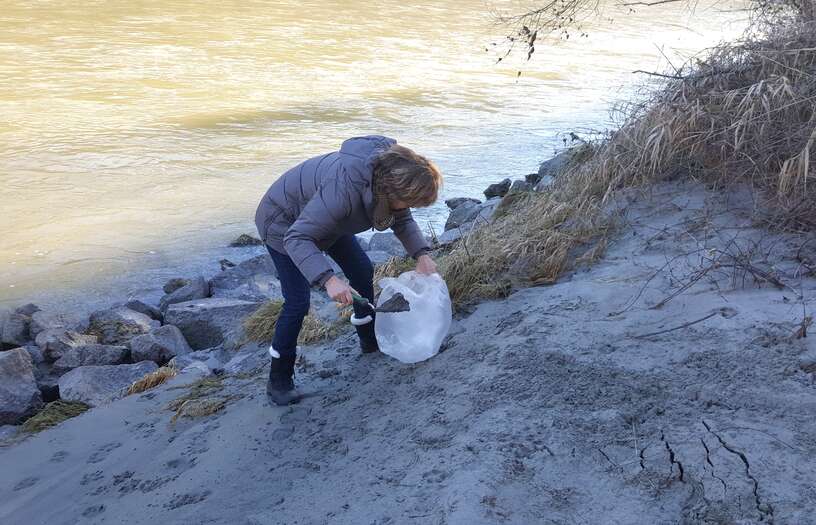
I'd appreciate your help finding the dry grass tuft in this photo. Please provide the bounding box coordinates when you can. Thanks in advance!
[442,8,816,305]
[22,401,89,433]
[169,398,228,425]
[127,366,177,395]
[242,300,347,345]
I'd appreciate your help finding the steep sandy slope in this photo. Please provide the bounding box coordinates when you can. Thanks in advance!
[1,182,815,524]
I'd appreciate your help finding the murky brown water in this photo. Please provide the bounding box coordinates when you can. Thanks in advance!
[0,0,746,309]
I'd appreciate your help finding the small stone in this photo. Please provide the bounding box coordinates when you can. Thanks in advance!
[229,234,263,247]
[219,259,236,271]
[799,351,816,373]
[483,178,512,199]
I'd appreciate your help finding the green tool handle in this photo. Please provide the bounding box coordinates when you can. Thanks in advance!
[351,293,375,311]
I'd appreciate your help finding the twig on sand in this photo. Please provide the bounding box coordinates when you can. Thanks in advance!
[632,307,737,339]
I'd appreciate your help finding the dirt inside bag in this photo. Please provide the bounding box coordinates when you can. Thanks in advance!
[374,271,452,363]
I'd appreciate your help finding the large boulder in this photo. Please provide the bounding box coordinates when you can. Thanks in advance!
[58,361,158,407]
[445,197,481,210]
[0,348,43,424]
[366,250,393,265]
[87,307,160,345]
[129,325,192,365]
[169,346,230,374]
[223,343,269,375]
[483,178,511,199]
[445,198,500,232]
[124,300,163,323]
[53,343,129,373]
[164,298,260,350]
[368,232,406,256]
[535,175,556,192]
[2,313,31,348]
[29,311,82,338]
[530,148,575,185]
[210,255,281,302]
[159,276,210,313]
[508,180,533,193]
[437,222,476,246]
[163,277,190,295]
[35,329,98,362]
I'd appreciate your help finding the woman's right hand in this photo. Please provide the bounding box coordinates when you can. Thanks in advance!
[325,275,356,306]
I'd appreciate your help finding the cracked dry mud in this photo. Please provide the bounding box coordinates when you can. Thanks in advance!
[1,182,816,524]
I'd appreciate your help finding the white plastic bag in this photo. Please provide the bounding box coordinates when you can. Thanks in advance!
[375,271,452,364]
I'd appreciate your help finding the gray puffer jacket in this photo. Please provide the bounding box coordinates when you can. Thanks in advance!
[254,135,431,285]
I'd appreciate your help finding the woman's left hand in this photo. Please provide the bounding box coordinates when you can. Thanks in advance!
[416,254,438,275]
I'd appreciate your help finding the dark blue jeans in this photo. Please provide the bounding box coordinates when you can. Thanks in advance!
[266,235,375,359]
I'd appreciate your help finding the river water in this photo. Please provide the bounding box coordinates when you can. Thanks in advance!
[0,0,746,311]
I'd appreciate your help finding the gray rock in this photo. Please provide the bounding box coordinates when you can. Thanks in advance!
[437,222,477,246]
[445,200,481,231]
[445,197,481,210]
[123,300,163,322]
[524,172,541,184]
[483,178,511,199]
[23,344,45,365]
[366,250,393,265]
[87,307,160,345]
[0,348,43,424]
[169,347,229,375]
[223,343,268,375]
[210,255,280,303]
[2,313,31,348]
[163,277,190,295]
[534,148,575,183]
[219,259,236,271]
[58,361,158,407]
[29,311,83,338]
[36,329,99,362]
[159,276,210,313]
[53,344,129,373]
[164,298,260,351]
[229,233,263,247]
[355,235,370,251]
[368,232,406,256]
[210,255,282,302]
[179,361,213,379]
[799,351,816,373]
[15,303,41,317]
[129,325,192,365]
[509,180,533,193]
[0,425,18,441]
[535,175,556,192]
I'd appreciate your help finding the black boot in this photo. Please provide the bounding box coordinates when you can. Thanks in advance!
[354,318,379,354]
[266,351,301,406]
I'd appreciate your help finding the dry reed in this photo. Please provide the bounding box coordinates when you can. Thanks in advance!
[127,366,177,395]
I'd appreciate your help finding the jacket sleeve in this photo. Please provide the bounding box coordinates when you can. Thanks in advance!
[283,177,350,286]
[391,208,431,259]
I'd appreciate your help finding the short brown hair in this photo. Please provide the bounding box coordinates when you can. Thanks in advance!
[372,144,442,208]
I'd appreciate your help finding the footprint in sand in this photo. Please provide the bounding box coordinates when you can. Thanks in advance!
[81,505,105,518]
[12,477,38,491]
[50,450,69,463]
[164,490,211,510]
[87,442,122,464]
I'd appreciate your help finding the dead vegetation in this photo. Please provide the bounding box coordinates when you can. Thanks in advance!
[127,366,177,395]
[21,401,89,433]
[242,300,347,345]
[441,2,816,306]
[165,376,232,425]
